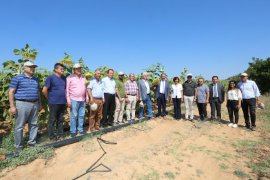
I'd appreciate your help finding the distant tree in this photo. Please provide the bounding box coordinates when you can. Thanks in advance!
[246,57,270,94]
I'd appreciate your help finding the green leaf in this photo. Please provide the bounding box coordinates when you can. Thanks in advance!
[25,44,30,51]
[13,49,21,55]
[3,60,15,68]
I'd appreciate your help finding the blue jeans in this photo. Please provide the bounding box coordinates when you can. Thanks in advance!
[70,100,85,134]
[139,95,153,118]
[15,100,39,148]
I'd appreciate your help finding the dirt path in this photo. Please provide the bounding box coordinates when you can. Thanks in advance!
[1,105,262,180]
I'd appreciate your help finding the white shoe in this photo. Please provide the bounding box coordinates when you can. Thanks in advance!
[233,124,238,128]
[228,123,233,127]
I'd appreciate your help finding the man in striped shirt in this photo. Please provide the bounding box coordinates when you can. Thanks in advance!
[125,73,139,123]
[9,61,42,152]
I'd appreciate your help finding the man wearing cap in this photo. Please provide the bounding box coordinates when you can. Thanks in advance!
[101,69,116,127]
[66,63,89,137]
[87,69,105,132]
[237,73,261,131]
[182,73,197,121]
[114,71,127,124]
[138,72,153,120]
[155,73,170,117]
[9,61,42,152]
[42,63,66,141]
[125,73,139,123]
[209,76,225,122]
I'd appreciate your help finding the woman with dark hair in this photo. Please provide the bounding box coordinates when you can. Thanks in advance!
[171,77,183,120]
[227,80,242,128]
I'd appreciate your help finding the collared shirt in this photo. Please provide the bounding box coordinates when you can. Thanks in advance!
[102,76,116,94]
[172,84,183,98]
[66,74,88,103]
[227,89,242,101]
[237,80,260,99]
[183,81,197,96]
[9,73,39,101]
[125,80,138,95]
[159,80,166,94]
[197,84,209,103]
[87,78,104,98]
[116,80,126,97]
[213,83,218,97]
[143,79,150,94]
[44,74,66,104]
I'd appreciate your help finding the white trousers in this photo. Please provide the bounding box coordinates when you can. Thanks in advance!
[184,96,194,119]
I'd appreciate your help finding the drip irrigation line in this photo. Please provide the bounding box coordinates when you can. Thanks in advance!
[72,135,117,180]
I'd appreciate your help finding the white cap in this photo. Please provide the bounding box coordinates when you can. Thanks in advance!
[143,72,148,76]
[240,73,248,77]
[23,61,38,67]
[73,63,82,69]
[118,72,124,75]
[187,73,193,77]
[90,103,98,111]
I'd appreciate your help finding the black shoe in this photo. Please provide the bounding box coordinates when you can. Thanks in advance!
[107,123,113,127]
[79,131,87,135]
[70,133,76,138]
[27,143,36,147]
[245,125,251,129]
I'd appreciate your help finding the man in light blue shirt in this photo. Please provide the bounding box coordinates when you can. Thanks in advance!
[87,69,105,132]
[237,73,261,131]
[101,69,116,127]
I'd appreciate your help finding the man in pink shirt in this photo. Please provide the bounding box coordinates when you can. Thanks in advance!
[66,64,89,137]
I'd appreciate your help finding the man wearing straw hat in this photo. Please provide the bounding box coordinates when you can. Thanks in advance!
[66,63,89,137]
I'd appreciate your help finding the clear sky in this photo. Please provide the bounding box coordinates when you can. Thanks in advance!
[0,0,269,79]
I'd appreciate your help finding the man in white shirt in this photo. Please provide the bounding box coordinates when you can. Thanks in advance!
[155,73,170,117]
[101,69,116,127]
[237,73,261,131]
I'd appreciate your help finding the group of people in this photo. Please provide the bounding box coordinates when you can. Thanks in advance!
[8,61,261,152]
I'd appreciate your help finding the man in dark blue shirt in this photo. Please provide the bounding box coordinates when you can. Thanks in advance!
[9,61,42,152]
[42,63,66,141]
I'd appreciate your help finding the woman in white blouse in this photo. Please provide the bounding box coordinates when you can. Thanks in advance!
[171,77,183,120]
[227,80,242,128]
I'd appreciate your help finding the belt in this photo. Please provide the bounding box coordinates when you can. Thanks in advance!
[127,94,136,96]
[147,93,151,95]
[16,99,38,102]
[93,97,103,100]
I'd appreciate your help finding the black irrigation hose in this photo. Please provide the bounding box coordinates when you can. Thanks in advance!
[1,117,150,159]
[72,135,117,180]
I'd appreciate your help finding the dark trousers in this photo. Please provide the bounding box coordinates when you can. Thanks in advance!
[242,98,256,127]
[48,104,66,139]
[197,103,207,120]
[210,98,221,119]
[157,93,166,116]
[101,93,116,126]
[172,98,181,119]
[227,100,239,124]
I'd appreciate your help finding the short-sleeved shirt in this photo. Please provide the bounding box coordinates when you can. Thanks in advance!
[197,84,209,103]
[183,81,197,96]
[44,74,66,104]
[87,78,104,98]
[9,73,40,101]
[116,80,126,98]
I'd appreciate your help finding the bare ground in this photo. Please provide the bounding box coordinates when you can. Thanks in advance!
[0,105,264,180]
